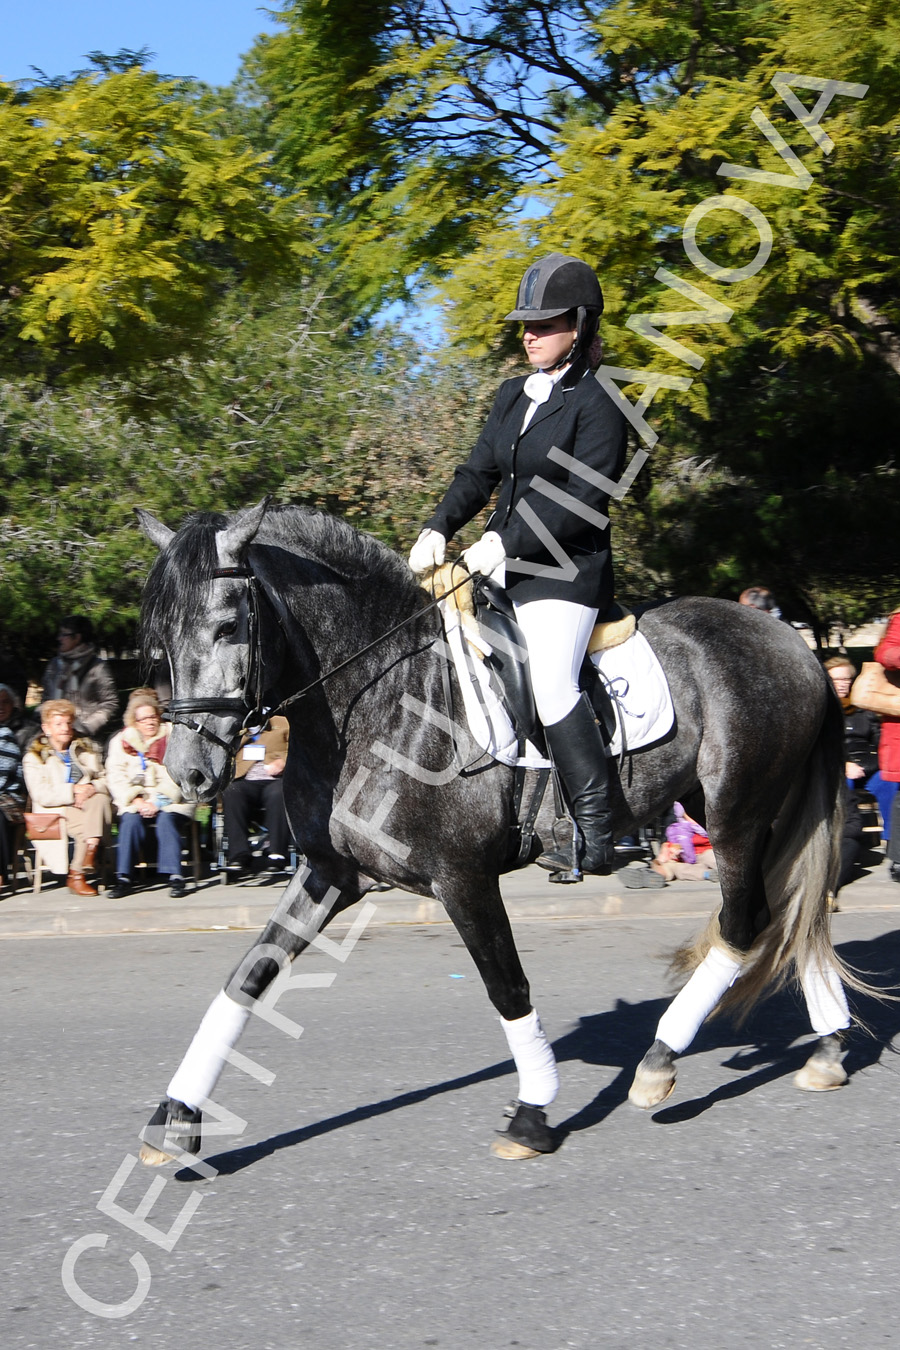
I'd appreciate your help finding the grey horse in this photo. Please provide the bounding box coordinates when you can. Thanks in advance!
[136,501,861,1164]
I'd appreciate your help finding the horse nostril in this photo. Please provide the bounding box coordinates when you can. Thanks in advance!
[186,769,206,789]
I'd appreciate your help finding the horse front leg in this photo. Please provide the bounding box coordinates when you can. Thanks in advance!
[439,876,558,1160]
[140,863,362,1165]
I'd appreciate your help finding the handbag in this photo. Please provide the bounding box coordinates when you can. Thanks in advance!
[24,812,63,840]
[850,662,900,718]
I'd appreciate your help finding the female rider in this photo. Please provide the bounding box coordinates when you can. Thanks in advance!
[408,254,627,873]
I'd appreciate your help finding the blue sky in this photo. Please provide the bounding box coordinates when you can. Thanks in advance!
[2,1,279,87]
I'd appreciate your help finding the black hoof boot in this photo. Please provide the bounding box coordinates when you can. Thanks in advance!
[494,1100,557,1155]
[140,1096,203,1165]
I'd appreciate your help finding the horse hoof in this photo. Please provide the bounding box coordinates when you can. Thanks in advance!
[628,1067,677,1109]
[490,1137,541,1160]
[492,1101,556,1156]
[794,1060,848,1092]
[140,1097,203,1164]
[139,1141,178,1167]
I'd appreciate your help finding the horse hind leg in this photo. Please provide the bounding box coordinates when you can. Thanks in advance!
[794,957,850,1091]
[628,946,743,1108]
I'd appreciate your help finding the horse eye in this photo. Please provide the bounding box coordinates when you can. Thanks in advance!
[216,620,238,641]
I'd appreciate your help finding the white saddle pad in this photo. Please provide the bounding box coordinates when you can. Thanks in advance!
[590,631,675,757]
[439,606,674,768]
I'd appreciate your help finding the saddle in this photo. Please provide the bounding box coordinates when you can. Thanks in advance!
[428,565,643,874]
[427,563,629,756]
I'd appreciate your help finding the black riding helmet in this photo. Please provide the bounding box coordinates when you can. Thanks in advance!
[505,253,604,321]
[505,253,604,366]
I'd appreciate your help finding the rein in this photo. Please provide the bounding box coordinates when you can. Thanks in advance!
[167,563,472,753]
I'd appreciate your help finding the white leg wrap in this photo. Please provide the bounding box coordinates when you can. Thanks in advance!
[500,1007,559,1107]
[167,990,251,1110]
[655,947,743,1054]
[800,956,851,1037]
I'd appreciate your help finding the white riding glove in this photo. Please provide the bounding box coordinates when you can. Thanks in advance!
[408,528,446,575]
[463,531,506,577]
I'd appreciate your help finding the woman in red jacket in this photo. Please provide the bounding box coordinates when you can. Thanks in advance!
[874,607,900,882]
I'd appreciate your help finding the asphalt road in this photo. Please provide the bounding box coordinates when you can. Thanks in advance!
[4,912,900,1350]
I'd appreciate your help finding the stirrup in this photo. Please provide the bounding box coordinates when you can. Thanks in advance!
[538,852,583,884]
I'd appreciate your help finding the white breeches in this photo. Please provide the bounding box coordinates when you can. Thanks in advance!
[513,599,599,726]
[500,1007,560,1107]
[655,947,743,1055]
[167,990,251,1110]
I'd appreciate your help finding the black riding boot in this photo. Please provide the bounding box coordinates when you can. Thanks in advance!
[537,696,614,874]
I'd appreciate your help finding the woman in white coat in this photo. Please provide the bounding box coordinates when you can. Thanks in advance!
[106,689,194,898]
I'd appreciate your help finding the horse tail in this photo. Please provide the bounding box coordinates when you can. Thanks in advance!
[679,691,876,1021]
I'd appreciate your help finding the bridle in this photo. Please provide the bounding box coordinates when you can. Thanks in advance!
[166,566,269,754]
[166,562,472,756]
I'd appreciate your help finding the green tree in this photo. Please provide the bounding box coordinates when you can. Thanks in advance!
[0,60,310,376]
[0,282,500,672]
[250,0,900,627]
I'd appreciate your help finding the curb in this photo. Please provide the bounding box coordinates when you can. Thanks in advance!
[1,860,898,939]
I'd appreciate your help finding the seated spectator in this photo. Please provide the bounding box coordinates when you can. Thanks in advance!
[106,690,194,899]
[738,586,782,618]
[23,699,112,896]
[0,681,40,755]
[652,839,718,883]
[664,801,710,864]
[0,708,25,888]
[222,715,291,874]
[40,615,118,743]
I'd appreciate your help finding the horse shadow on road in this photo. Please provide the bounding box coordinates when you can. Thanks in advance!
[179,929,900,1180]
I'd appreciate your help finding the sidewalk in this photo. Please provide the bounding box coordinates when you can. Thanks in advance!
[1,855,898,939]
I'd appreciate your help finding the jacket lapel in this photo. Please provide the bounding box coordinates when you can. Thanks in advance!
[517,375,570,438]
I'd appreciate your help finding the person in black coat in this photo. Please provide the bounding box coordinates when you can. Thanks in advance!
[409,254,627,874]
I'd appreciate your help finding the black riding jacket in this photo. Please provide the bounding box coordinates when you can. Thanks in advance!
[424,357,627,609]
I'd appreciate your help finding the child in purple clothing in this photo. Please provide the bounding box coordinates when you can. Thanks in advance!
[665,802,709,865]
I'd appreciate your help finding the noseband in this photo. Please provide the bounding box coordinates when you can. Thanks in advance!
[167,566,270,753]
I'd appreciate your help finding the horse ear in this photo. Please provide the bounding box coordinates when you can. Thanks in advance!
[215,497,271,566]
[136,508,175,551]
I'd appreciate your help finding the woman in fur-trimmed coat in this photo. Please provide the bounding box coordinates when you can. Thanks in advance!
[23,698,112,895]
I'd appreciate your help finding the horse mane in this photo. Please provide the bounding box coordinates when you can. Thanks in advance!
[141,511,228,650]
[141,504,422,653]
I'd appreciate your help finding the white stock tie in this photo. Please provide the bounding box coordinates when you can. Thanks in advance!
[520,370,557,433]
[523,371,555,406]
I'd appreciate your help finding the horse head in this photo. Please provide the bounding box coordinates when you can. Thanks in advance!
[138,499,274,801]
